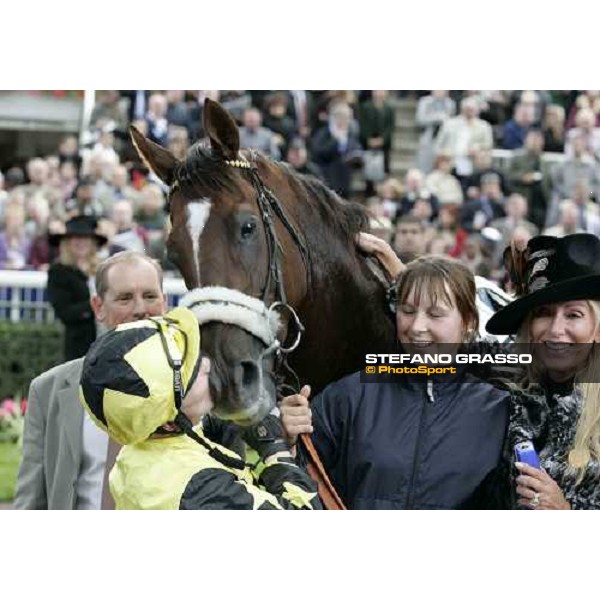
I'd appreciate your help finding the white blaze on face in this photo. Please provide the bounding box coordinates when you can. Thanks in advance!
[186,199,212,284]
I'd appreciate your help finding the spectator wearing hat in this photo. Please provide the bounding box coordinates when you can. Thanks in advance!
[487,234,600,510]
[47,216,107,361]
[15,251,169,510]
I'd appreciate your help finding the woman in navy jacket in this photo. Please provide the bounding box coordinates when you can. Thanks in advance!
[282,252,509,509]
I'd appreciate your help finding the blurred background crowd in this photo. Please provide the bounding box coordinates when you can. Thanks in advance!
[1,90,599,287]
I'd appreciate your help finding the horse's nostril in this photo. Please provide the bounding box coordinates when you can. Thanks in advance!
[240,360,259,388]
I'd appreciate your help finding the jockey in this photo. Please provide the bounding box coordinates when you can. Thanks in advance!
[79,307,321,510]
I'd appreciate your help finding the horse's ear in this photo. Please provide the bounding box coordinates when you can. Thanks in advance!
[129,125,179,186]
[203,98,240,161]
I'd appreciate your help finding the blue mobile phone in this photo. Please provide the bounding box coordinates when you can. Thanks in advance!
[514,441,541,470]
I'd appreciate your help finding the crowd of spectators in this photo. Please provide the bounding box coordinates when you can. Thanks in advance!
[1,90,599,292]
[366,90,600,288]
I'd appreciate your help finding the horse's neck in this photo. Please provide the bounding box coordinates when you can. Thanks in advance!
[290,243,395,391]
[309,253,391,343]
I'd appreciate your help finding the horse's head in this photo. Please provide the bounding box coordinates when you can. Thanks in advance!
[130,99,307,424]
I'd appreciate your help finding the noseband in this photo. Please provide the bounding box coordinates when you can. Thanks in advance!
[176,151,308,388]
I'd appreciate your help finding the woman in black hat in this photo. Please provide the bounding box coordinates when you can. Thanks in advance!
[487,233,600,510]
[47,216,108,361]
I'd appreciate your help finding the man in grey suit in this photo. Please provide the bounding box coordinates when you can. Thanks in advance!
[14,251,168,509]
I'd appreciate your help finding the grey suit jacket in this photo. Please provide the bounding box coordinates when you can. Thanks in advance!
[14,359,85,510]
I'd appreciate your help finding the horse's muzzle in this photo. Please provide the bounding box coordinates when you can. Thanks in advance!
[210,358,276,425]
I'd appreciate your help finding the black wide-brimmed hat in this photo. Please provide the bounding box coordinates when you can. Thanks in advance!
[486,233,600,335]
[49,215,108,247]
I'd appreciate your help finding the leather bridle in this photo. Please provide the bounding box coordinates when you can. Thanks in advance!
[173,150,310,390]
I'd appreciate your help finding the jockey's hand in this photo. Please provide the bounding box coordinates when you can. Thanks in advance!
[356,232,405,280]
[240,414,288,459]
[280,385,312,447]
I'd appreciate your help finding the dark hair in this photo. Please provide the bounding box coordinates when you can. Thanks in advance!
[395,215,424,229]
[396,255,479,339]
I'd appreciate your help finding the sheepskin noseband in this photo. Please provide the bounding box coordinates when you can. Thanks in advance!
[179,287,283,350]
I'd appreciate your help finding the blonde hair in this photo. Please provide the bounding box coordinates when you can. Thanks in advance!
[58,237,100,276]
[516,301,600,482]
[569,301,600,480]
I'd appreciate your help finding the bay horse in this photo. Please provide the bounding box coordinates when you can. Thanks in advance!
[131,99,396,508]
[131,99,395,409]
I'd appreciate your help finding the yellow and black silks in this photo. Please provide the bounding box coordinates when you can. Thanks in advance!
[79,307,321,510]
[111,427,320,510]
[79,307,201,445]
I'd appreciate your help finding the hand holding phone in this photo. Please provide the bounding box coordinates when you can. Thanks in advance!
[514,441,541,470]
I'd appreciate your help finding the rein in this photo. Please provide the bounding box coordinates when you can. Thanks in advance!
[174,152,309,389]
[172,151,345,509]
[223,153,309,392]
[226,154,346,510]
[226,153,311,306]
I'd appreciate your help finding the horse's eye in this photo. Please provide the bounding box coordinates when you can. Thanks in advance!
[241,220,257,239]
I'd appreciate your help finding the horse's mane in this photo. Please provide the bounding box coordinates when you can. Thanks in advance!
[176,142,370,244]
[278,161,370,244]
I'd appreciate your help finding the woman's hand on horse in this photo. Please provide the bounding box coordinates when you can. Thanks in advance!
[356,232,405,280]
[280,385,313,447]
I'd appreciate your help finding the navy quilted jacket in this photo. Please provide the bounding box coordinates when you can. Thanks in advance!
[308,372,509,510]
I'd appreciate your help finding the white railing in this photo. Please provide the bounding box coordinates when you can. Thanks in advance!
[0,270,187,323]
